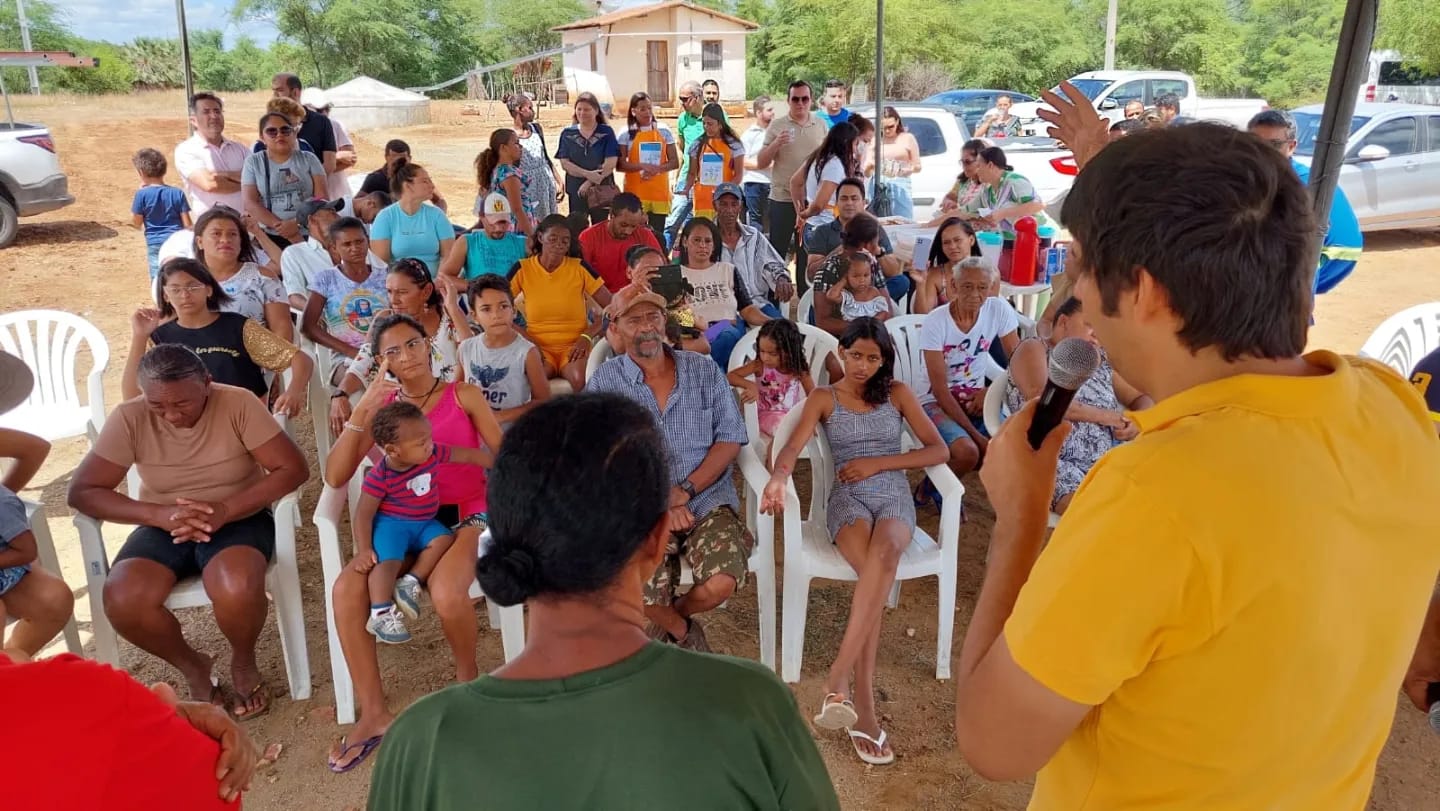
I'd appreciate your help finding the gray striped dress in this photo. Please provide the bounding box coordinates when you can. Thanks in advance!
[823,389,917,538]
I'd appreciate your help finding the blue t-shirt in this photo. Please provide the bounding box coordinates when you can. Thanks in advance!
[371,203,454,275]
[1292,159,1362,294]
[1411,347,1440,428]
[463,232,528,281]
[131,184,190,248]
[818,108,852,128]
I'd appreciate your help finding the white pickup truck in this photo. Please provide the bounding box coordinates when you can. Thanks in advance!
[1011,70,1269,132]
[0,121,75,247]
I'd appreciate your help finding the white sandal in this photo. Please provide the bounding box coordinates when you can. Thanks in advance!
[812,692,859,730]
[848,728,896,766]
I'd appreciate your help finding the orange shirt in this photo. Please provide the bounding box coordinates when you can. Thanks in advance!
[691,136,741,219]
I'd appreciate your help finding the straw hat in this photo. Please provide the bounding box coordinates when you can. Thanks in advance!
[0,350,34,417]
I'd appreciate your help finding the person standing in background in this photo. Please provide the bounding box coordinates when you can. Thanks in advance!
[130,148,192,279]
[505,92,563,221]
[271,73,337,175]
[175,92,249,217]
[818,80,851,128]
[702,79,721,104]
[301,88,358,201]
[663,81,707,249]
[616,91,679,247]
[740,96,775,232]
[756,80,827,284]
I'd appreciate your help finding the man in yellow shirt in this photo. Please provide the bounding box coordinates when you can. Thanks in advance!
[954,88,1440,810]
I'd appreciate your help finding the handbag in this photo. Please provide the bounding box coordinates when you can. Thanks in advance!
[583,175,620,209]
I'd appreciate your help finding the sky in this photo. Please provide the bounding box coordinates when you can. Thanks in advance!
[53,0,279,47]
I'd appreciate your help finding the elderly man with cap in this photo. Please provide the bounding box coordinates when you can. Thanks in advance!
[280,197,344,309]
[301,87,357,200]
[579,192,663,293]
[713,181,792,319]
[587,285,754,652]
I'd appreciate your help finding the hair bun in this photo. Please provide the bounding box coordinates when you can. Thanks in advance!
[475,542,538,606]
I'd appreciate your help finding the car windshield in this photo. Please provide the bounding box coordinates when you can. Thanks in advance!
[1291,112,1371,156]
[1062,79,1111,101]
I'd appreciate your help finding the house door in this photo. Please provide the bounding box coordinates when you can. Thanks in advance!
[647,40,670,102]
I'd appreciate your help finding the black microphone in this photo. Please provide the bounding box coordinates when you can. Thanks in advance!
[1026,337,1102,450]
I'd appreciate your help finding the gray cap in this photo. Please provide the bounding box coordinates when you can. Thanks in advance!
[714,182,743,201]
[297,197,343,224]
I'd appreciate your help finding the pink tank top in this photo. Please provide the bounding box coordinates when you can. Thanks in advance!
[386,382,487,511]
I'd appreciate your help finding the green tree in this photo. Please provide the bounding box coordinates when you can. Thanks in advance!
[1378,0,1440,73]
[948,0,1099,94]
[1238,0,1346,107]
[1096,0,1245,94]
[125,37,184,88]
[0,0,74,92]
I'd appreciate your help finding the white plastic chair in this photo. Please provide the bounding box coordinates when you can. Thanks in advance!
[584,338,617,384]
[983,369,1062,530]
[727,323,840,458]
[797,288,815,326]
[303,343,341,472]
[314,478,526,725]
[75,415,310,700]
[13,498,81,654]
[762,405,965,683]
[1359,302,1440,376]
[0,310,109,442]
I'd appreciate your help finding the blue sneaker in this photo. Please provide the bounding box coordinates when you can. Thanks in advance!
[394,574,422,620]
[367,606,411,644]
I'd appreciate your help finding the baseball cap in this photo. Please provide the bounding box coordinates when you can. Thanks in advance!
[0,350,34,418]
[714,182,743,202]
[300,87,331,110]
[607,284,667,319]
[481,192,513,225]
[297,197,343,224]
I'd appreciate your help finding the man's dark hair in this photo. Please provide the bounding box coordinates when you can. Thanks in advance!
[371,402,425,448]
[824,79,847,91]
[788,79,811,94]
[1060,123,1314,360]
[701,79,719,90]
[138,344,209,384]
[477,393,670,606]
[1109,119,1145,135]
[367,190,394,209]
[610,192,643,215]
[1155,93,1180,111]
[132,148,167,179]
[328,215,368,243]
[274,72,302,91]
[384,139,411,156]
[1247,109,1297,141]
[467,274,513,304]
[841,211,881,249]
[188,92,223,115]
[836,177,867,199]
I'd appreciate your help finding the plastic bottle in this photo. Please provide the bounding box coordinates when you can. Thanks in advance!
[1010,216,1039,286]
[1036,225,1056,281]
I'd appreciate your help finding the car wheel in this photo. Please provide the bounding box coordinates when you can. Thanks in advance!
[0,197,17,248]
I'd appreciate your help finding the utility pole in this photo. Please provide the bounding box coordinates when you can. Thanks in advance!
[15,0,40,94]
[1104,0,1118,70]
[175,0,195,133]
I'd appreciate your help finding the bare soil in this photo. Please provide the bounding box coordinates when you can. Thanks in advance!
[4,89,1439,810]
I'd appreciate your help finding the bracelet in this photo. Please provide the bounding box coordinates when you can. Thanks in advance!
[343,421,365,434]
[580,333,596,345]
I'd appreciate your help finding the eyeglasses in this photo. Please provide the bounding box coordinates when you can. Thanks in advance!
[789,95,811,103]
[263,126,295,137]
[1264,138,1293,149]
[163,284,207,296]
[380,336,429,359]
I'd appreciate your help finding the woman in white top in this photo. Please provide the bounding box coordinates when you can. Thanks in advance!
[676,217,771,368]
[241,112,325,249]
[790,120,860,234]
[190,206,291,342]
[869,107,921,220]
[615,92,679,245]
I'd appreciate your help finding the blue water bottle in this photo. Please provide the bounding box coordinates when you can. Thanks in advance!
[1043,248,1059,283]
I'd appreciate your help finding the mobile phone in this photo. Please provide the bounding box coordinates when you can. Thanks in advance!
[651,264,691,304]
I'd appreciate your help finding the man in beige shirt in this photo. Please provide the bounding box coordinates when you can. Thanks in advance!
[756,79,828,278]
[68,345,308,720]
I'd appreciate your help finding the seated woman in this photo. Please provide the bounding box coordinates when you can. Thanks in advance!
[506,215,613,391]
[918,257,1021,485]
[910,217,982,316]
[762,318,947,766]
[301,217,390,384]
[371,159,455,275]
[322,314,504,773]
[67,345,309,718]
[612,245,709,356]
[1004,297,1151,514]
[125,259,313,417]
[192,206,292,341]
[676,217,771,367]
[329,258,467,437]
[0,425,75,661]
[366,393,841,810]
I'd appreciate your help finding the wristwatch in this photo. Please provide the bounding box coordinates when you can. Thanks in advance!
[331,389,349,399]
[679,479,697,499]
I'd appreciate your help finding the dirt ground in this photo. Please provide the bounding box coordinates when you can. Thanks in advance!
[3,89,1439,810]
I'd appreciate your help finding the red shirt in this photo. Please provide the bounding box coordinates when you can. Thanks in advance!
[578,220,662,293]
[2,653,238,810]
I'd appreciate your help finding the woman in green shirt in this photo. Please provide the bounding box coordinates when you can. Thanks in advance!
[368,393,840,811]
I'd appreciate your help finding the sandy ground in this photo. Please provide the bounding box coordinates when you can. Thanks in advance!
[3,89,1439,810]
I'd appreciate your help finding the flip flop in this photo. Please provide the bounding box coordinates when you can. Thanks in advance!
[231,679,271,722]
[812,692,859,731]
[328,734,385,774]
[848,728,896,766]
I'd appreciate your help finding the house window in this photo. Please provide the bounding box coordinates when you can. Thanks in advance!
[702,40,723,71]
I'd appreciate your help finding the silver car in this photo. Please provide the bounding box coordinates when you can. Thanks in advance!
[1291,102,1440,232]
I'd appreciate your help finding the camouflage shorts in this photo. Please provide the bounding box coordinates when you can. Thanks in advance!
[644,505,755,607]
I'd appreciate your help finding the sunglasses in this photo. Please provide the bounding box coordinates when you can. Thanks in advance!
[678,94,695,102]
[790,95,811,103]
[263,126,295,137]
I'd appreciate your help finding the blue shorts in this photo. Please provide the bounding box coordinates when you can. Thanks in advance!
[372,514,452,563]
[0,563,29,596]
[923,401,989,447]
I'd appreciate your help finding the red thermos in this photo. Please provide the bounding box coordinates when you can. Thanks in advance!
[1010,216,1039,286]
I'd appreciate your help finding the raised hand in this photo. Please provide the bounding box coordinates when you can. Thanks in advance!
[1037,81,1110,172]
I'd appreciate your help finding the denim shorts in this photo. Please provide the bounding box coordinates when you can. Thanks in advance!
[923,401,989,447]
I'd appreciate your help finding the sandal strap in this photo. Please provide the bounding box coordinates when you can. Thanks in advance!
[848,728,888,748]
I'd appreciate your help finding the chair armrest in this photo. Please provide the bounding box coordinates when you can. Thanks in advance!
[73,512,110,581]
[272,490,302,564]
[313,484,350,590]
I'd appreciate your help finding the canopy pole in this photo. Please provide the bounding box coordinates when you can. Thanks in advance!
[176,0,195,134]
[1309,0,1376,235]
[873,0,884,208]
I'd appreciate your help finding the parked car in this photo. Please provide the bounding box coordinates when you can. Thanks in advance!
[1357,50,1440,107]
[1290,102,1440,232]
[1010,70,1268,131]
[0,121,74,247]
[921,89,1037,133]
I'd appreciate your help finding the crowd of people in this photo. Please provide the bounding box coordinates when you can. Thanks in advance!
[4,67,1433,810]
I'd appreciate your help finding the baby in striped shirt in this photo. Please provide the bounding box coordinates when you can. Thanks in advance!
[354,402,488,644]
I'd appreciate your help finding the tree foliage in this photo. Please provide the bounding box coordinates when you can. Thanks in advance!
[1378,0,1440,74]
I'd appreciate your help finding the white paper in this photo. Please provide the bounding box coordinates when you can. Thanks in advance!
[639,141,662,167]
[699,152,724,186]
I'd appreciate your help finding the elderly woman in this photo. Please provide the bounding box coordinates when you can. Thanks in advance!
[125,259,313,415]
[323,314,504,773]
[557,92,620,233]
[67,345,309,718]
[929,138,990,226]
[676,217,770,367]
[918,257,1021,483]
[1004,297,1151,514]
[974,94,1021,138]
[241,112,325,249]
[371,160,455,275]
[301,217,390,384]
[192,206,292,342]
[507,214,613,391]
[974,145,1048,239]
[505,92,562,219]
[366,393,841,809]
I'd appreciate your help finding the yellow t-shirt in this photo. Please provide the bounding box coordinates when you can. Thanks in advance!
[508,256,604,352]
[1005,351,1440,811]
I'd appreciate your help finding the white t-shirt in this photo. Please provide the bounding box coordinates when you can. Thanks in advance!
[615,122,677,156]
[326,116,354,202]
[918,298,1019,404]
[740,124,770,185]
[804,157,848,228]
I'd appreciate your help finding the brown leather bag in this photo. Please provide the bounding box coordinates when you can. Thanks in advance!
[583,175,619,209]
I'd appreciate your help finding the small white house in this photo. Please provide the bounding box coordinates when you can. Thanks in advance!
[552,1,759,104]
